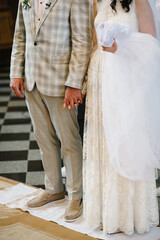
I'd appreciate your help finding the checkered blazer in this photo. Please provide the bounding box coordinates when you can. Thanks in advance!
[10,0,93,96]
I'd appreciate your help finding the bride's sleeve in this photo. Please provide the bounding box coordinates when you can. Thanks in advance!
[135,0,157,38]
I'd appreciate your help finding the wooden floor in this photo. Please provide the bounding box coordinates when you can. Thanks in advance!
[0,177,95,240]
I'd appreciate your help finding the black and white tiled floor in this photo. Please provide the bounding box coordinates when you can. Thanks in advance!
[0,66,69,189]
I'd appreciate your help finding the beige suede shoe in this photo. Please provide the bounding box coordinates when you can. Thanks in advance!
[64,200,83,222]
[27,191,65,208]
[64,199,83,222]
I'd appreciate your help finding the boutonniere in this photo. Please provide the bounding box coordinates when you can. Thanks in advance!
[21,0,31,10]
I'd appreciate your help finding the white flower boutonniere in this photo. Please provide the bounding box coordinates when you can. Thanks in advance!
[21,0,31,10]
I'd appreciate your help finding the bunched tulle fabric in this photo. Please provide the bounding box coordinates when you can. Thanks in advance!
[101,31,160,181]
[83,0,159,235]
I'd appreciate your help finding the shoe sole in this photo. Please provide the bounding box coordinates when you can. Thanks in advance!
[100,225,122,234]
[27,198,66,209]
[64,213,82,223]
[107,232,122,235]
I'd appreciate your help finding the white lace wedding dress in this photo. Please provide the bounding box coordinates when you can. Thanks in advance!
[83,0,159,235]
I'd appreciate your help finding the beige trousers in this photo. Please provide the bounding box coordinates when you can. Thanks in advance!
[25,86,82,200]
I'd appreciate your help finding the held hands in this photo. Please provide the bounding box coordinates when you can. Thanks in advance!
[102,39,118,53]
[64,87,83,109]
[10,78,25,98]
[81,93,85,99]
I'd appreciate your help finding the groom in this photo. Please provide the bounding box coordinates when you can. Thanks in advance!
[10,0,93,221]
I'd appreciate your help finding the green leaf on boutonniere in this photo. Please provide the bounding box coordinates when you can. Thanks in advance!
[21,0,31,10]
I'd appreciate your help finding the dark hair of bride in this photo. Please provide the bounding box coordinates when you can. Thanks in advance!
[110,0,132,12]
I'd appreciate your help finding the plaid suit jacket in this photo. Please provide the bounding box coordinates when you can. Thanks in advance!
[10,0,93,96]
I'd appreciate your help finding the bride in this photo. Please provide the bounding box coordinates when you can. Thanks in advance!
[83,0,160,235]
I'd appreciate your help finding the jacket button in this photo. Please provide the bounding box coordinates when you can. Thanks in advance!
[34,41,37,46]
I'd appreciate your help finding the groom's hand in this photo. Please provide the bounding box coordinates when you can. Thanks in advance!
[64,87,82,109]
[10,78,25,98]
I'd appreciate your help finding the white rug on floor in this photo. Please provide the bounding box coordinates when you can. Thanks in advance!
[0,184,160,240]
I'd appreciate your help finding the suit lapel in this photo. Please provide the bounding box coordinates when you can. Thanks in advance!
[35,0,58,37]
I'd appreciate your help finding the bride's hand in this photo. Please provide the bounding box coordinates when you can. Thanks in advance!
[102,39,118,53]
[82,93,85,99]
